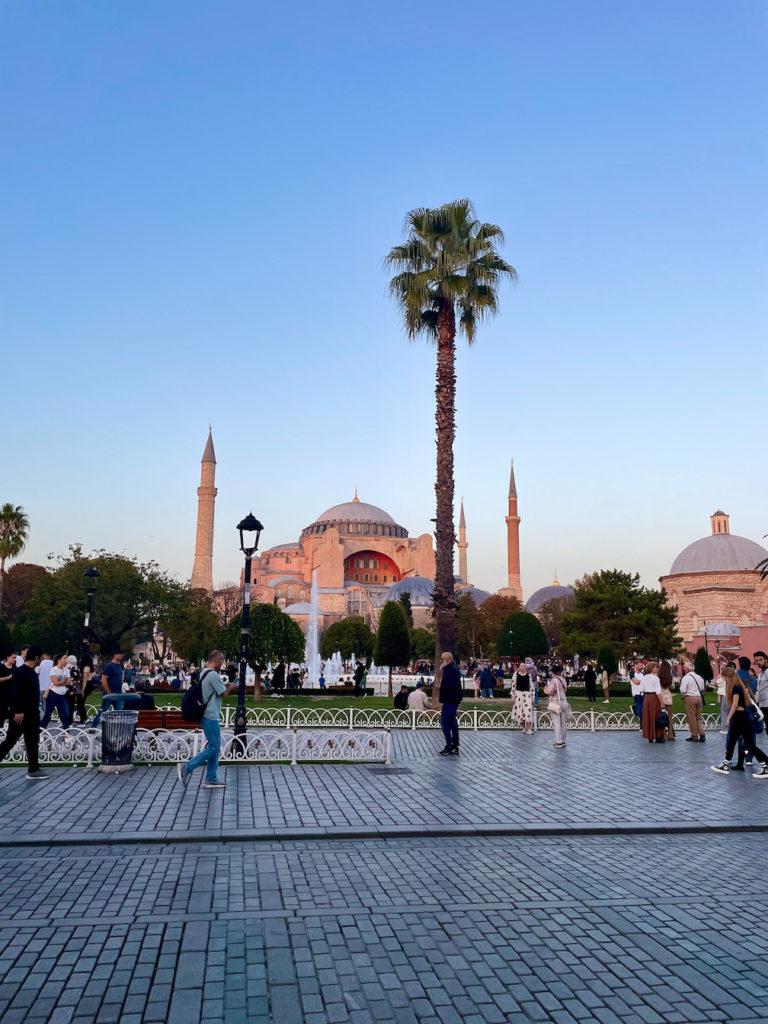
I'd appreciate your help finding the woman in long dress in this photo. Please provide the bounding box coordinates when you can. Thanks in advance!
[641,662,666,742]
[512,662,534,734]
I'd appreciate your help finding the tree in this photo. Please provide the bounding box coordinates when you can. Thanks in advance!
[16,545,187,656]
[536,594,576,654]
[409,627,435,662]
[213,582,243,627]
[475,595,523,655]
[0,619,13,658]
[454,595,482,662]
[386,199,516,665]
[0,503,30,615]
[165,590,221,664]
[375,601,411,697]
[1,563,48,624]
[497,612,548,658]
[398,591,413,628]
[596,645,618,678]
[694,646,713,682]
[219,603,305,680]
[319,616,375,662]
[559,570,682,660]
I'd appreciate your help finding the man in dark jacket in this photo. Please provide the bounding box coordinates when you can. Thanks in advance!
[0,645,49,780]
[393,684,409,711]
[584,663,597,703]
[353,662,366,697]
[438,652,463,756]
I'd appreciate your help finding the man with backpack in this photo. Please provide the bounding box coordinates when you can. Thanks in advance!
[177,650,238,790]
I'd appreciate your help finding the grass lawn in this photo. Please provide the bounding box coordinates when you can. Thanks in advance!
[85,692,720,715]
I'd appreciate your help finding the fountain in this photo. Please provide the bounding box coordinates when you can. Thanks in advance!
[305,570,321,688]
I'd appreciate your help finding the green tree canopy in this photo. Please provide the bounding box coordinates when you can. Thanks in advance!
[165,590,221,663]
[536,594,576,654]
[375,601,411,697]
[694,646,714,682]
[1,563,48,625]
[455,594,523,661]
[497,612,549,658]
[559,569,681,660]
[219,603,304,669]
[596,645,618,677]
[319,616,375,661]
[16,546,188,656]
[386,199,516,661]
[398,591,413,628]
[409,627,435,662]
[0,503,30,615]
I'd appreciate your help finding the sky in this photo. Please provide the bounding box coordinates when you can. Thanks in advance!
[2,0,767,598]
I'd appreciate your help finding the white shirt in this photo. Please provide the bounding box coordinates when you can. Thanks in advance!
[680,672,705,699]
[37,658,53,692]
[49,666,69,696]
[407,689,431,712]
[631,673,644,697]
[640,673,661,694]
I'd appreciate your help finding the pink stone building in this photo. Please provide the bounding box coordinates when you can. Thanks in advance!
[659,511,768,658]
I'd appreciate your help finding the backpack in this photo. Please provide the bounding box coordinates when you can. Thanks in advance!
[181,668,215,722]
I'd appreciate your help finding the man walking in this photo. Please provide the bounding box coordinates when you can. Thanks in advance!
[754,651,768,724]
[0,645,49,779]
[438,651,463,756]
[680,662,706,742]
[177,650,238,790]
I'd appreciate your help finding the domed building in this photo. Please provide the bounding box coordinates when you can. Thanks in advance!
[246,490,435,627]
[660,511,768,655]
[525,578,575,614]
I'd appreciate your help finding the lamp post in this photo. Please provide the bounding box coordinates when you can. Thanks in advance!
[81,566,101,656]
[234,513,264,748]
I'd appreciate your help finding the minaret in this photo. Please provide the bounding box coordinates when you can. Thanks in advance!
[457,498,468,585]
[499,459,522,602]
[190,429,217,592]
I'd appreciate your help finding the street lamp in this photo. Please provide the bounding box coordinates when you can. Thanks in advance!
[81,566,101,655]
[234,513,264,747]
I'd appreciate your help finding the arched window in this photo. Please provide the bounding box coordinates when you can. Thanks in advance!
[374,574,379,582]
[392,574,399,582]
[383,575,388,582]
[354,573,359,581]
[692,613,699,633]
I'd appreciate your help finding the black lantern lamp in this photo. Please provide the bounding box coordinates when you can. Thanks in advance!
[82,566,101,595]
[234,513,264,744]
[82,565,101,654]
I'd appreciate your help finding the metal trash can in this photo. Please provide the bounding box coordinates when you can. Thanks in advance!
[99,710,139,773]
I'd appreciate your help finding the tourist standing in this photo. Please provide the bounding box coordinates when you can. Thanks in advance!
[178,650,239,789]
[711,667,768,777]
[65,656,87,725]
[41,654,71,729]
[680,662,706,742]
[353,662,365,697]
[0,652,15,729]
[37,651,53,714]
[437,652,462,756]
[583,662,597,703]
[640,663,665,743]
[631,666,645,723]
[472,667,481,699]
[599,665,610,703]
[658,660,675,740]
[0,646,49,779]
[754,651,768,724]
[512,661,534,734]
[544,664,569,749]
[479,663,494,699]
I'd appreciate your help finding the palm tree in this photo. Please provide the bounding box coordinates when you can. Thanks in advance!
[386,199,516,663]
[0,503,30,615]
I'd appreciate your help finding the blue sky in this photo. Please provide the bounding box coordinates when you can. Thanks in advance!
[3,0,767,597]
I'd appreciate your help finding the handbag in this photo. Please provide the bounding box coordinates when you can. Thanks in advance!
[655,710,669,729]
[547,676,566,715]
[746,703,765,735]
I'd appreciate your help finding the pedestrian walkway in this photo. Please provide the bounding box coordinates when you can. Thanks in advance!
[0,731,766,1024]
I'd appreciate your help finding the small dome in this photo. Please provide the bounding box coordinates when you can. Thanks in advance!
[283,602,314,614]
[455,585,491,606]
[704,621,741,636]
[669,534,768,575]
[265,542,301,553]
[385,577,434,607]
[525,584,574,614]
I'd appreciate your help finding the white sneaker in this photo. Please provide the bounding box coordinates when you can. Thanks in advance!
[710,763,730,775]
[602,699,610,704]
[719,730,728,735]
[176,762,190,790]
[203,780,225,789]
[753,767,768,780]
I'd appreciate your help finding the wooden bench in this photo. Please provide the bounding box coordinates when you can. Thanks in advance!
[137,710,201,731]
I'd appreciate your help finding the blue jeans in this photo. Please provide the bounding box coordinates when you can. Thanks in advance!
[186,717,221,781]
[481,684,494,698]
[633,694,645,721]
[440,704,459,749]
[40,692,70,729]
[90,693,125,728]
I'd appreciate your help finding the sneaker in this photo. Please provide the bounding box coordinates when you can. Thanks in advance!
[26,769,49,780]
[752,767,768,779]
[602,699,610,704]
[710,763,730,775]
[685,737,698,742]
[438,748,453,756]
[553,742,565,748]
[745,759,754,766]
[698,736,706,742]
[448,747,460,756]
[176,762,190,790]
[719,730,728,735]
[202,780,226,788]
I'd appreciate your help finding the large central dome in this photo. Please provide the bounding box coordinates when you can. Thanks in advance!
[301,495,408,539]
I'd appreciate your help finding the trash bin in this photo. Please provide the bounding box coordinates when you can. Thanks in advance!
[99,710,139,773]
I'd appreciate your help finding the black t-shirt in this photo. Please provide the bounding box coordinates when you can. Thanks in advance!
[732,683,747,711]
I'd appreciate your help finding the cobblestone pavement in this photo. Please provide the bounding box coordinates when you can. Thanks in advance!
[0,731,766,844]
[1,732,767,1023]
[0,833,766,1024]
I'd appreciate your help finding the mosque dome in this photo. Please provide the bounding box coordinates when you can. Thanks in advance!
[455,585,491,606]
[668,513,768,575]
[283,602,314,615]
[385,576,434,607]
[525,583,575,614]
[301,492,408,539]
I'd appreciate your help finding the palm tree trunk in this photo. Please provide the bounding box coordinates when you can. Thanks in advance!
[0,558,5,617]
[432,301,457,700]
